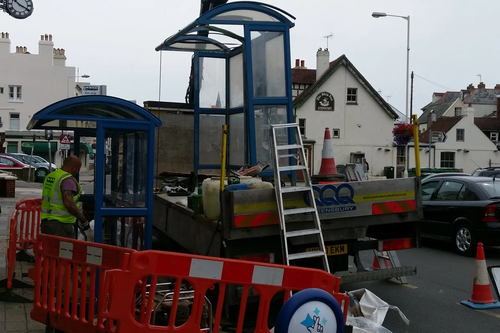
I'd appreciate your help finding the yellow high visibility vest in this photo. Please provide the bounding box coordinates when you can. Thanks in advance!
[41,169,82,223]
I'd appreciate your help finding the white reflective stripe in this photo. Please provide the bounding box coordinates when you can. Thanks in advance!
[475,259,490,285]
[41,209,71,216]
[42,197,64,204]
[86,246,103,266]
[189,259,223,280]
[252,265,284,286]
[59,241,73,260]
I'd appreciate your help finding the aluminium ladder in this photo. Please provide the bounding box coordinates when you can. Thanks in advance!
[270,123,330,273]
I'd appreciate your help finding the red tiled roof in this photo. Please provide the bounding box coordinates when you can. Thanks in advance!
[474,117,500,131]
[419,116,463,142]
[291,68,316,85]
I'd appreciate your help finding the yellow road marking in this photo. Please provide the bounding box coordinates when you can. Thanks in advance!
[478,310,500,319]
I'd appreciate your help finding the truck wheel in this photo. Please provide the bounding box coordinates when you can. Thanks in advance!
[453,224,476,256]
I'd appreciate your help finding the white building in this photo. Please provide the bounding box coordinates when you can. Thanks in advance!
[409,105,498,173]
[0,32,93,167]
[292,50,399,177]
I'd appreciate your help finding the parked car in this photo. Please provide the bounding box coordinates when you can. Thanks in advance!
[0,155,29,168]
[421,176,500,256]
[0,153,56,181]
[471,167,500,178]
[423,172,471,181]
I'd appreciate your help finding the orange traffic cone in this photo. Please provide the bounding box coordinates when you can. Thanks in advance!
[371,255,380,270]
[319,128,338,175]
[461,243,500,309]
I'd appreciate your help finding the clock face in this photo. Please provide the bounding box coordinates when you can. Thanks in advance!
[6,0,34,19]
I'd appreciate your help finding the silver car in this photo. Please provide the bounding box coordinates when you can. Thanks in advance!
[1,153,57,181]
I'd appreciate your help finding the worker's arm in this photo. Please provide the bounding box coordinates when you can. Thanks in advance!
[62,190,87,222]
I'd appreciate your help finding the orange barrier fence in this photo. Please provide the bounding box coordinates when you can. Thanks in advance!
[14,198,42,262]
[29,234,137,332]
[101,251,350,333]
[0,209,34,303]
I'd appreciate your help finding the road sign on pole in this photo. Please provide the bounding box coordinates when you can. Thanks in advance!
[60,134,71,150]
[431,131,447,143]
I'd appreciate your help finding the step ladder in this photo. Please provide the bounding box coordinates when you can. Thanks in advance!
[372,249,408,284]
[270,123,330,273]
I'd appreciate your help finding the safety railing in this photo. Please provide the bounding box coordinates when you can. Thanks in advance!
[15,198,42,262]
[100,251,350,333]
[0,209,34,303]
[29,233,137,332]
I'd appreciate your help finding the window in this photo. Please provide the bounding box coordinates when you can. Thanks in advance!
[456,129,465,141]
[8,85,22,101]
[0,157,15,166]
[347,88,357,104]
[9,113,20,130]
[435,181,463,201]
[458,186,479,201]
[397,146,406,165]
[332,128,340,138]
[0,87,3,94]
[422,181,439,200]
[490,132,498,142]
[299,118,306,137]
[440,152,455,168]
[454,107,462,116]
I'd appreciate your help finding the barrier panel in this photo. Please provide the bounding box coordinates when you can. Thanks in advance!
[29,233,136,333]
[0,209,34,303]
[101,251,350,333]
[15,198,42,262]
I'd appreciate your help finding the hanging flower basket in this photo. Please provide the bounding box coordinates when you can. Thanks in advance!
[393,123,413,145]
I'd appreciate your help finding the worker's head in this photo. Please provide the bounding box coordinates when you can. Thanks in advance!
[62,155,82,176]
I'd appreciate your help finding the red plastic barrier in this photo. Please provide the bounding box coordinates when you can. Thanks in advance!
[14,198,42,261]
[0,209,34,303]
[29,233,136,333]
[101,251,350,333]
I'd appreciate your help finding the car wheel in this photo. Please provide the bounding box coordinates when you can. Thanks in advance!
[453,224,476,256]
[36,168,49,182]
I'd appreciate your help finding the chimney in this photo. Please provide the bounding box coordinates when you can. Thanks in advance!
[53,47,67,66]
[39,33,54,64]
[466,103,475,123]
[495,84,500,90]
[23,46,27,53]
[427,110,436,129]
[467,83,474,90]
[294,59,300,68]
[0,32,11,54]
[316,47,330,80]
[478,82,486,89]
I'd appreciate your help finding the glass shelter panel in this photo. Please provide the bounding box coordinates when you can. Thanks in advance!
[251,31,286,98]
[229,113,245,166]
[212,9,281,22]
[254,105,287,164]
[96,216,145,250]
[104,130,148,208]
[230,53,244,108]
[199,114,226,165]
[199,57,226,108]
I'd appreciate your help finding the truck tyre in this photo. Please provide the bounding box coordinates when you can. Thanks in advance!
[453,224,476,257]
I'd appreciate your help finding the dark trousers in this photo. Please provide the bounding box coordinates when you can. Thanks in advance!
[41,219,75,239]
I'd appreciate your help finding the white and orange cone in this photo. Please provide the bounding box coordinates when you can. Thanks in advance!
[318,128,338,176]
[461,242,500,309]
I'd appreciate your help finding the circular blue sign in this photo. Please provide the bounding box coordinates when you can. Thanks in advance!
[275,289,345,333]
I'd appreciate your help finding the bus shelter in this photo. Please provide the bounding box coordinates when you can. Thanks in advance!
[27,95,162,250]
[155,2,296,180]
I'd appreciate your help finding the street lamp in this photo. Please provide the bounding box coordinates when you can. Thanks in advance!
[372,12,410,123]
[67,74,90,98]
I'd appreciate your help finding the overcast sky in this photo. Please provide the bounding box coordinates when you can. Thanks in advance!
[2,0,498,116]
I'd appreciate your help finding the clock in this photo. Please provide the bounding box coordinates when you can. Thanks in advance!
[5,0,34,19]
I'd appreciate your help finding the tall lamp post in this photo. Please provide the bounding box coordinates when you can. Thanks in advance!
[67,74,90,98]
[372,12,410,124]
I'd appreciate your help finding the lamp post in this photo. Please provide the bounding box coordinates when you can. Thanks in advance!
[372,12,410,124]
[67,74,90,98]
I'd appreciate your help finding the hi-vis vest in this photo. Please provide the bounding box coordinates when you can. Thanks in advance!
[41,169,82,223]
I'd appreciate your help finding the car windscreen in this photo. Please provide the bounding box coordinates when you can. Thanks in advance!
[472,170,482,176]
[476,181,500,198]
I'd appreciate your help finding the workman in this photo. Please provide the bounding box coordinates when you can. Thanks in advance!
[41,155,90,238]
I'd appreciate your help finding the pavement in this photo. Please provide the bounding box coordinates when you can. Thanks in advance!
[0,170,94,333]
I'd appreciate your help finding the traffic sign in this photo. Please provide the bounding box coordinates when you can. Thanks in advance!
[431,131,447,143]
[60,134,71,150]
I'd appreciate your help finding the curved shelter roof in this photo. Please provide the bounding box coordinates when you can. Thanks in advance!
[155,1,295,54]
[27,95,161,130]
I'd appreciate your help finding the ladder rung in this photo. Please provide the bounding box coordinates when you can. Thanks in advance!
[283,207,316,215]
[276,144,301,150]
[281,186,311,193]
[278,154,297,159]
[279,165,307,172]
[271,123,299,128]
[289,250,325,261]
[286,229,320,238]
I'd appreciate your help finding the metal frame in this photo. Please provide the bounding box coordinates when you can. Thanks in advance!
[27,95,161,250]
